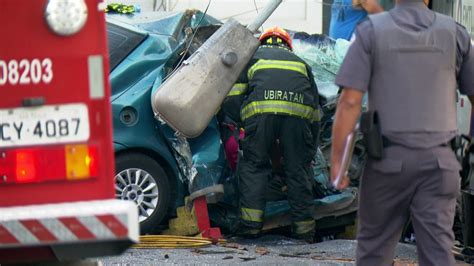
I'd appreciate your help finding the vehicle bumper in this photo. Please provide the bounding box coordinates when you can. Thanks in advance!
[0,199,138,263]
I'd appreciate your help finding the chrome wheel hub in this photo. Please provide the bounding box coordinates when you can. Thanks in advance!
[115,168,159,222]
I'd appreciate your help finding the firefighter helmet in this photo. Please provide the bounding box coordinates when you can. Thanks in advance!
[259,26,293,50]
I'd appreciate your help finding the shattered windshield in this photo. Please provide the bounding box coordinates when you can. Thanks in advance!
[292,33,351,101]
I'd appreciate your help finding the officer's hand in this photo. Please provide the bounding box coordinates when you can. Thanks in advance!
[330,163,350,190]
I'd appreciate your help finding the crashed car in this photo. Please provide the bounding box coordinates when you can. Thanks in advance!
[106,10,474,248]
[108,10,221,234]
[107,10,361,235]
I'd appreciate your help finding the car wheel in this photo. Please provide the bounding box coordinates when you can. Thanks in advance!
[115,153,170,234]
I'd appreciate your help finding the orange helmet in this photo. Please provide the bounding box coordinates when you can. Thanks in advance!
[259,26,293,50]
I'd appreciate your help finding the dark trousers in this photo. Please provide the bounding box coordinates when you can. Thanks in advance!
[238,115,319,235]
[357,145,461,266]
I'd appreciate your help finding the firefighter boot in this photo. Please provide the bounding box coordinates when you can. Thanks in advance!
[292,220,316,243]
[232,221,262,239]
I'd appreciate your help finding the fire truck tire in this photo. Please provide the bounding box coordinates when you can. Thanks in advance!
[115,153,171,234]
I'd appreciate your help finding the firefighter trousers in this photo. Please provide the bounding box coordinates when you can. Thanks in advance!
[238,114,319,237]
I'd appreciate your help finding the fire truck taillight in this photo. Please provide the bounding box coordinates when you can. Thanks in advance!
[65,144,98,180]
[45,0,88,36]
[0,145,98,184]
[16,151,37,183]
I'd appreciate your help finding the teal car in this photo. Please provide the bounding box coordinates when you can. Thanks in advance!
[107,11,358,235]
[107,11,224,234]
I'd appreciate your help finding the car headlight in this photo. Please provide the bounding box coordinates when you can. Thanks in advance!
[45,0,88,36]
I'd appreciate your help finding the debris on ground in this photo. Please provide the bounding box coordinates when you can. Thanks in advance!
[393,259,417,266]
[255,247,270,255]
[239,256,257,261]
[102,236,470,265]
[221,242,248,251]
[311,256,355,262]
[191,249,236,255]
[279,253,308,258]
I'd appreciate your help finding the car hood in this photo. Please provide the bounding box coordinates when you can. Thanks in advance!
[108,10,222,103]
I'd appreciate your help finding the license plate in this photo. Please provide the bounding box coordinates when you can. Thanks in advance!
[0,103,90,148]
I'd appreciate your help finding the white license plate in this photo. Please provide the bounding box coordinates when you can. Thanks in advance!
[0,103,90,148]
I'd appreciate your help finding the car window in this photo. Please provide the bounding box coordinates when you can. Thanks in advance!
[106,22,147,71]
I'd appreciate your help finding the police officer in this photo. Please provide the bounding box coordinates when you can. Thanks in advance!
[330,0,474,264]
[223,27,320,241]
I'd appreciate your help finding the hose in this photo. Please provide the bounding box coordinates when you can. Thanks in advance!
[132,235,226,249]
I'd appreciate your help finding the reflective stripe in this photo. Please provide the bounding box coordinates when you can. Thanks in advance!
[294,220,315,235]
[88,55,105,99]
[241,208,264,223]
[227,83,248,96]
[241,100,321,122]
[247,59,308,80]
[260,45,291,52]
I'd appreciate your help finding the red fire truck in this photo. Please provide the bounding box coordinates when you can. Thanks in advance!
[0,0,138,263]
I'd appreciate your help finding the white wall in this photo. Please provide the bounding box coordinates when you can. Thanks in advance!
[106,0,323,34]
[454,0,474,38]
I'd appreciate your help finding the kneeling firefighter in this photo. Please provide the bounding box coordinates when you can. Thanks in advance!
[223,27,321,241]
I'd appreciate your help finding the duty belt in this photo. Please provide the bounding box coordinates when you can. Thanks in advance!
[382,136,452,148]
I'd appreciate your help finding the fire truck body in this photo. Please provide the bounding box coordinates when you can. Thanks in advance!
[0,0,138,263]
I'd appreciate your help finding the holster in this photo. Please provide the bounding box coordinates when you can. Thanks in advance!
[451,135,462,152]
[360,111,384,160]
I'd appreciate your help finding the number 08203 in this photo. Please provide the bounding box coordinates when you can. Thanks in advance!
[0,58,53,86]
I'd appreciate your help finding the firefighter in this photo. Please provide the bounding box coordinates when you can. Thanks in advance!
[223,27,321,242]
[330,0,474,264]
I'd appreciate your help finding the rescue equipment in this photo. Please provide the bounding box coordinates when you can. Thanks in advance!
[133,235,226,249]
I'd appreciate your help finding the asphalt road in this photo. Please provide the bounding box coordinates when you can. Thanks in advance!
[100,236,468,265]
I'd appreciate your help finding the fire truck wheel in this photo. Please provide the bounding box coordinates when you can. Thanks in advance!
[115,153,171,234]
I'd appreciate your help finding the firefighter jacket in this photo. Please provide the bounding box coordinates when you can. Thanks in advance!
[222,45,321,123]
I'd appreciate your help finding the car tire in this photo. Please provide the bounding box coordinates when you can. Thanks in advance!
[115,153,171,234]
